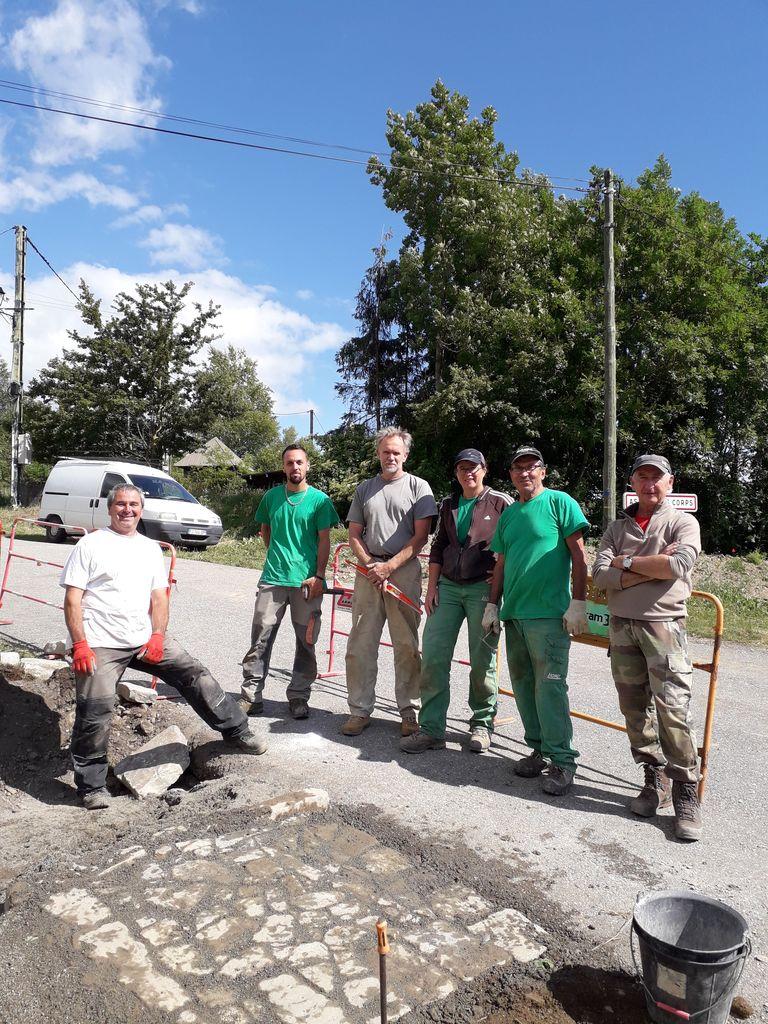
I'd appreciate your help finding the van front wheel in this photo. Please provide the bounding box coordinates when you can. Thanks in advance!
[46,516,66,543]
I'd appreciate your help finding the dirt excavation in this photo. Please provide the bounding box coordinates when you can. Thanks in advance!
[0,663,668,1024]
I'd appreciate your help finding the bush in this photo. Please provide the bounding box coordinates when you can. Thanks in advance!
[745,550,765,565]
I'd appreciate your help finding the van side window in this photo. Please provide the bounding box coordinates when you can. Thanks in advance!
[100,473,128,498]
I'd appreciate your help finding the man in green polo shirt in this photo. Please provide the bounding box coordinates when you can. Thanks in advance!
[484,446,589,796]
[240,444,339,719]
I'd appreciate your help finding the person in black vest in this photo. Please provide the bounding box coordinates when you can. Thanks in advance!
[401,449,512,754]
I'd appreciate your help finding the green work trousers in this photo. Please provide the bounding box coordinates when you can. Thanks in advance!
[504,617,579,770]
[419,578,498,738]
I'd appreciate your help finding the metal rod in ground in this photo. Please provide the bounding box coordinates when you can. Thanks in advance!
[376,918,390,1024]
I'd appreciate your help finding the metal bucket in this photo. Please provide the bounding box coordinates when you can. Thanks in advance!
[631,890,750,1023]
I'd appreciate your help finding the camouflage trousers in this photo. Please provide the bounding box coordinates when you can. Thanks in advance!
[609,616,699,783]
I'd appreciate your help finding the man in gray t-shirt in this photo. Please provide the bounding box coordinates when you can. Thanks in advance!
[342,427,437,738]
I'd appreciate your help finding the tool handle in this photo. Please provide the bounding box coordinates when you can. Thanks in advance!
[655,1003,689,1020]
[376,918,390,955]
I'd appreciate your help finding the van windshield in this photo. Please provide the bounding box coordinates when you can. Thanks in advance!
[128,474,199,504]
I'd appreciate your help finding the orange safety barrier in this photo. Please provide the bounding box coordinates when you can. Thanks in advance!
[495,578,723,802]
[318,542,494,679]
[0,518,178,697]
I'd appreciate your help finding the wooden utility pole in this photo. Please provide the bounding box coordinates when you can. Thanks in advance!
[309,408,314,440]
[602,170,617,531]
[10,225,27,508]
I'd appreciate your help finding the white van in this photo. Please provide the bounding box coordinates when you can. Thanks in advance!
[39,459,223,548]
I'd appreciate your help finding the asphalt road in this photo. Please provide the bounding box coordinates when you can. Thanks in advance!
[2,535,766,1013]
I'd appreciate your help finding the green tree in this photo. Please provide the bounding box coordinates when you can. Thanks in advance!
[191,345,280,468]
[336,235,422,428]
[28,280,220,464]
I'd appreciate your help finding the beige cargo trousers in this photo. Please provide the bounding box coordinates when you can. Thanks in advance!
[344,558,422,718]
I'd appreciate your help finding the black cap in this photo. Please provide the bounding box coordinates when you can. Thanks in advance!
[510,445,544,465]
[454,448,486,467]
[631,454,672,475]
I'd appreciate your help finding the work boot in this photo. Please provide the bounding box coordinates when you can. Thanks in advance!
[540,765,575,796]
[238,696,264,716]
[672,781,703,841]
[341,715,371,737]
[400,730,446,753]
[81,788,111,810]
[630,764,672,817]
[469,727,491,753]
[513,750,547,778]
[400,709,419,737]
[228,727,268,755]
[288,698,310,720]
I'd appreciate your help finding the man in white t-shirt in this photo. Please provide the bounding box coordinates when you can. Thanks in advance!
[61,484,267,810]
[342,427,437,738]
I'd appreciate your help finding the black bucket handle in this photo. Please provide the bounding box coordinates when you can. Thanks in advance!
[630,921,751,1021]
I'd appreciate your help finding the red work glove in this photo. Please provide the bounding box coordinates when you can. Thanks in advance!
[138,632,165,664]
[72,639,97,675]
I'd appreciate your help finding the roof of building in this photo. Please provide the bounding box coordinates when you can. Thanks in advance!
[175,437,242,469]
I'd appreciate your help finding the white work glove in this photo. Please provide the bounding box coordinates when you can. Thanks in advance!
[563,598,589,636]
[481,602,500,635]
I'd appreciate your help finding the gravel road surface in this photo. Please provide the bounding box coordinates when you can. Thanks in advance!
[1,535,765,1016]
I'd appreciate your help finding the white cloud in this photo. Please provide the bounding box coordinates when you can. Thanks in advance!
[296,289,314,301]
[0,170,138,212]
[0,263,346,407]
[111,202,189,228]
[10,0,169,166]
[139,222,224,269]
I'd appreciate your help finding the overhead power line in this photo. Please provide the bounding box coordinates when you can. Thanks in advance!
[0,95,591,194]
[0,78,594,185]
[25,235,80,302]
[0,78,387,159]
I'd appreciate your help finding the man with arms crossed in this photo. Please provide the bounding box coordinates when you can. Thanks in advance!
[343,427,437,737]
[593,454,702,841]
[484,446,589,796]
[241,444,339,719]
[62,485,267,810]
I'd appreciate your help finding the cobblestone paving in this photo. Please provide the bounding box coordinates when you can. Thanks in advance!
[42,795,547,1022]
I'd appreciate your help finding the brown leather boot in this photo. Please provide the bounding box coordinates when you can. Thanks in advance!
[672,780,703,841]
[630,764,672,817]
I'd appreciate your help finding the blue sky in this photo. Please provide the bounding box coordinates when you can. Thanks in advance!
[0,0,765,445]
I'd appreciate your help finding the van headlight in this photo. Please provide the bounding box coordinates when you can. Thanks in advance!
[159,512,178,521]
[211,515,221,525]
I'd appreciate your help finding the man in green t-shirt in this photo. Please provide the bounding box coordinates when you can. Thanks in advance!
[485,446,590,796]
[240,444,339,719]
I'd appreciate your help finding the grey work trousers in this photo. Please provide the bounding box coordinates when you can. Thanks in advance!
[241,584,322,702]
[71,635,248,795]
[344,558,422,717]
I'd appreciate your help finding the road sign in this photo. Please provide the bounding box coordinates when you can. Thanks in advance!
[622,492,698,512]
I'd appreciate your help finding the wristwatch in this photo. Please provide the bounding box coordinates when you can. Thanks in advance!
[622,556,634,571]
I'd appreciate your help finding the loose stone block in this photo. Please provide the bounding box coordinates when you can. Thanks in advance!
[21,657,68,680]
[114,726,189,798]
[255,788,330,821]
[116,680,158,704]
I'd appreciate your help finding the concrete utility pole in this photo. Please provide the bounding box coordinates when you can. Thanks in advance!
[10,225,27,508]
[309,408,315,440]
[602,170,617,531]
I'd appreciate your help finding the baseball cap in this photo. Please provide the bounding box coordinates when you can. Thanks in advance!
[510,445,544,465]
[454,448,486,466]
[631,454,672,475]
